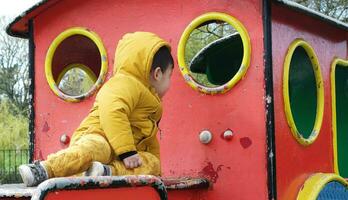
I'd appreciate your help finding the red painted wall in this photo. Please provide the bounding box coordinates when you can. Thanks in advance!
[33,0,267,199]
[271,4,348,200]
[45,187,161,200]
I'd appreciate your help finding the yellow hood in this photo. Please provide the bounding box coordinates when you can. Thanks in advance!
[113,32,171,87]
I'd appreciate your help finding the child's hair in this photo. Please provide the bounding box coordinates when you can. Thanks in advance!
[151,46,174,72]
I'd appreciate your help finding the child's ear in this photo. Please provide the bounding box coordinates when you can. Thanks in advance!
[152,67,163,81]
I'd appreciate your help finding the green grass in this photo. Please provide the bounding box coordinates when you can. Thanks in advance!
[0,149,29,184]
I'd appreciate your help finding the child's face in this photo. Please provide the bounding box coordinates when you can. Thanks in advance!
[150,65,173,98]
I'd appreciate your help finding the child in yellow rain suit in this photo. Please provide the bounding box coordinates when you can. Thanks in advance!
[19,32,174,187]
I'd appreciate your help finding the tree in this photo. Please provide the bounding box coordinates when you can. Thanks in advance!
[0,16,30,116]
[292,0,348,23]
[0,100,28,150]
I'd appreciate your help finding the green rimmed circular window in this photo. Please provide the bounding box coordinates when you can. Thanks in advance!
[283,39,324,146]
[45,27,108,102]
[177,12,251,95]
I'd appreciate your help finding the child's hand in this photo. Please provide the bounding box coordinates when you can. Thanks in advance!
[123,154,142,169]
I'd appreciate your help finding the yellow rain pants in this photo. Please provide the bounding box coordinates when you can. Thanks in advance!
[42,134,160,178]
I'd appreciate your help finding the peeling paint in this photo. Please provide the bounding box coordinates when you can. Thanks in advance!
[42,121,50,132]
[0,184,35,198]
[265,95,272,104]
[163,177,210,190]
[38,150,44,160]
[240,137,252,149]
[199,162,223,183]
[31,175,167,200]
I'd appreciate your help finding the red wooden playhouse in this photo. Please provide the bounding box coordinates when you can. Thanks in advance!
[1,0,348,199]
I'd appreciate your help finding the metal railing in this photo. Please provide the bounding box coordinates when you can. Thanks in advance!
[0,149,29,184]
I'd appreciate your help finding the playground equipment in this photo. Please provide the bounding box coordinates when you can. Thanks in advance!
[1,0,348,199]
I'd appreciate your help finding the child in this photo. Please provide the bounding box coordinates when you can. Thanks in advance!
[19,32,174,187]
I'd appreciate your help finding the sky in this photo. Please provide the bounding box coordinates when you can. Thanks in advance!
[0,0,41,17]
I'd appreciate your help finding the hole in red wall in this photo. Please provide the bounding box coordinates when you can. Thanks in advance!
[185,20,243,87]
[51,35,101,96]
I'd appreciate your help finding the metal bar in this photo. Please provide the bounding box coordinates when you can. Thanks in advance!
[0,149,30,183]
[6,150,8,182]
[14,149,17,182]
[1,150,4,176]
[28,19,35,163]
[263,0,277,200]
[20,150,22,168]
[11,150,14,182]
[8,150,11,182]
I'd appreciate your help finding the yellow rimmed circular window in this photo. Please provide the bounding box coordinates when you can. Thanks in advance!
[45,27,108,102]
[331,58,348,177]
[177,12,251,95]
[297,173,348,200]
[283,39,324,146]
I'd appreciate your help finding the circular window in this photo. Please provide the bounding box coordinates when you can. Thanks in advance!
[297,173,348,200]
[57,64,96,96]
[283,39,324,146]
[45,27,108,102]
[177,12,251,94]
[331,58,348,176]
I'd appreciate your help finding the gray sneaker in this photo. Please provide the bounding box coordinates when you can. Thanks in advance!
[84,161,112,176]
[18,161,48,187]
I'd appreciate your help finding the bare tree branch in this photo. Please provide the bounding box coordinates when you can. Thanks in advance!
[0,16,29,116]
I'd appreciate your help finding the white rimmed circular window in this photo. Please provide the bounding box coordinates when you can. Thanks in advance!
[283,39,324,146]
[177,12,251,95]
[45,27,108,102]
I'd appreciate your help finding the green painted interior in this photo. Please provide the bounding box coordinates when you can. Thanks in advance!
[335,64,348,177]
[190,33,243,85]
[288,46,317,139]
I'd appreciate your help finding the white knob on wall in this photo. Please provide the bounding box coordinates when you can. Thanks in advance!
[199,130,212,144]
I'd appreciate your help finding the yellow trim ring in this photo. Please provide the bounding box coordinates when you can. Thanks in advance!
[56,63,98,84]
[45,27,108,103]
[331,58,348,175]
[177,12,251,95]
[297,173,348,200]
[283,39,324,146]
